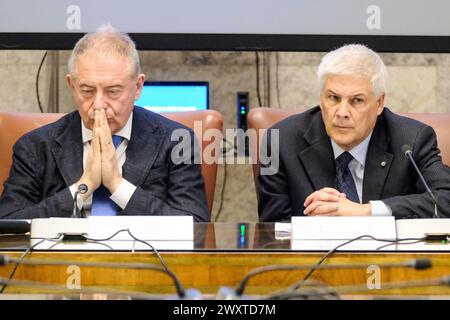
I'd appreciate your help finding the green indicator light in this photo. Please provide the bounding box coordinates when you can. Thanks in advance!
[241,110,246,114]
[240,224,246,236]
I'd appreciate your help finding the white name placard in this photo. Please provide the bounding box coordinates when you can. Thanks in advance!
[30,216,194,251]
[291,217,396,251]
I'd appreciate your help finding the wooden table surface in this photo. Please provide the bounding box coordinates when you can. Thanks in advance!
[1,223,449,298]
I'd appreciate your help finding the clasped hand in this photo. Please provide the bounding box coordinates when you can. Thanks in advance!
[76,109,122,199]
[303,187,371,216]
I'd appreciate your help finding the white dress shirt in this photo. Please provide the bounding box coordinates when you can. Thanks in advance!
[69,113,137,214]
[330,133,392,216]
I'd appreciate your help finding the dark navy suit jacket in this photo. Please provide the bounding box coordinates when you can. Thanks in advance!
[0,107,209,222]
[258,106,450,221]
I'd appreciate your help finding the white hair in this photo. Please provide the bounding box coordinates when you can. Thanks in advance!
[317,44,388,98]
[68,24,141,77]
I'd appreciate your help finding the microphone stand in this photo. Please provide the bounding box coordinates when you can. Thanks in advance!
[71,184,88,218]
[403,146,439,218]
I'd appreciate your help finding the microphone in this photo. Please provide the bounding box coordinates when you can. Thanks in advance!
[0,255,11,266]
[271,274,450,300]
[233,258,431,296]
[0,254,187,298]
[71,184,88,218]
[0,276,166,299]
[401,144,439,218]
[215,286,248,300]
[168,288,203,300]
[412,258,432,270]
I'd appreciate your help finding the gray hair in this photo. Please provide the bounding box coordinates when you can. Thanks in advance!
[317,44,388,98]
[68,24,141,78]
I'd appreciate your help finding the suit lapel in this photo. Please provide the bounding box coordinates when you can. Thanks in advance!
[52,112,84,186]
[122,108,164,186]
[362,113,393,202]
[298,113,336,189]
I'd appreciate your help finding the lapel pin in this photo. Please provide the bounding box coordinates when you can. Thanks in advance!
[380,161,387,167]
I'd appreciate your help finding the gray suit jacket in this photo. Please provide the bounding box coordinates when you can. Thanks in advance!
[258,106,450,221]
[0,107,209,222]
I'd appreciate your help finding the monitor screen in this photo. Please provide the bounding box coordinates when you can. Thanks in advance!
[3,1,450,52]
[134,81,209,113]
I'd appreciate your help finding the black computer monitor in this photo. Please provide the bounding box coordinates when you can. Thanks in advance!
[134,81,209,113]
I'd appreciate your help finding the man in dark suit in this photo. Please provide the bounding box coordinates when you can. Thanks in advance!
[0,25,209,222]
[258,44,450,222]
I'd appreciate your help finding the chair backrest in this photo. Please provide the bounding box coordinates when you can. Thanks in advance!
[0,112,64,196]
[162,110,223,214]
[0,110,223,215]
[247,107,298,181]
[247,107,450,186]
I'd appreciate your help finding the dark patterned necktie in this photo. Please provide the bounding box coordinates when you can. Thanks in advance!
[335,151,360,203]
[91,135,123,216]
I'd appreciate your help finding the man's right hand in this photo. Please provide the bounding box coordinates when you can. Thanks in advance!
[303,187,371,216]
[75,110,102,199]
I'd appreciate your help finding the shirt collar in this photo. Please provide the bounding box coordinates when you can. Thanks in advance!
[81,112,133,144]
[330,132,373,167]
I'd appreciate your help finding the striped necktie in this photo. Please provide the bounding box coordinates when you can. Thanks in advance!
[335,151,360,203]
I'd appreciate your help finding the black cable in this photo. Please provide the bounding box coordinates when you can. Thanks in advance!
[236,235,431,295]
[2,243,186,297]
[0,277,161,300]
[214,160,227,222]
[85,229,185,298]
[82,228,130,242]
[289,235,426,291]
[124,230,186,298]
[48,240,63,250]
[6,255,169,273]
[271,275,450,300]
[86,239,114,250]
[294,235,371,290]
[235,256,428,296]
[255,51,262,107]
[31,229,124,249]
[283,278,341,300]
[122,230,170,271]
[35,51,47,113]
[275,52,282,108]
[264,52,270,107]
[32,229,163,267]
[269,279,341,300]
[30,229,186,298]
[375,239,425,251]
[0,238,46,293]
[214,138,233,222]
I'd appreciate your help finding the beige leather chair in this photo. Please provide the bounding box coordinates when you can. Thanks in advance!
[247,107,450,184]
[0,110,223,215]
[247,107,298,181]
[162,110,223,214]
[0,112,64,196]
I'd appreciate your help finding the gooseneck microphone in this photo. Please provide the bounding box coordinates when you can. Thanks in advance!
[0,255,10,266]
[71,184,88,218]
[401,144,439,218]
[233,258,431,297]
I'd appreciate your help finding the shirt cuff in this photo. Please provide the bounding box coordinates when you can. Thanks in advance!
[110,179,137,209]
[369,200,393,216]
